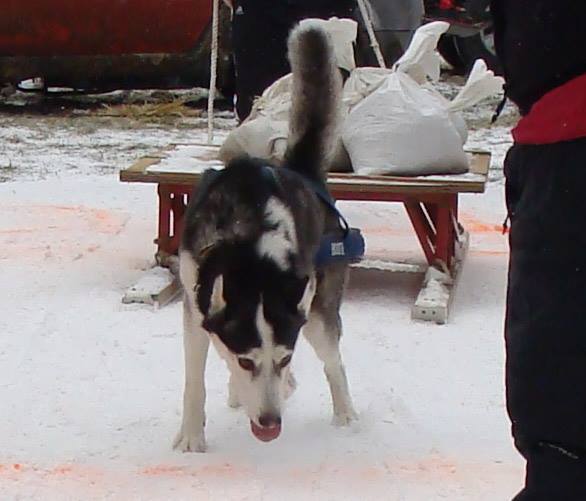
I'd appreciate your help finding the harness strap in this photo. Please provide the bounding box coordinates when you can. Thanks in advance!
[298,175,350,236]
[261,164,350,236]
[260,165,362,266]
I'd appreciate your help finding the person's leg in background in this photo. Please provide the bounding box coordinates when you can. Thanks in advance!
[392,30,415,53]
[231,1,357,122]
[355,27,414,67]
[504,139,586,500]
[231,3,293,121]
[353,0,423,67]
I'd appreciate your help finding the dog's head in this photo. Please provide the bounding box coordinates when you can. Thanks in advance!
[195,215,316,442]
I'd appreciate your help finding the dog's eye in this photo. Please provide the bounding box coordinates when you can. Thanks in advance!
[238,358,255,371]
[278,355,292,368]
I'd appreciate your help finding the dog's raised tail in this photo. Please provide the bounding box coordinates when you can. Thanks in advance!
[286,21,342,182]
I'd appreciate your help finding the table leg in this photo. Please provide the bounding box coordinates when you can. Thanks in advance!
[405,202,436,265]
[405,195,459,273]
[157,185,173,256]
[434,195,458,271]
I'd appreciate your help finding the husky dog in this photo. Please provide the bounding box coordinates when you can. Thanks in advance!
[174,21,357,452]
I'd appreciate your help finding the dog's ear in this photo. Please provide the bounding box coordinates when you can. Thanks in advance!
[199,273,227,335]
[209,274,225,315]
[196,244,227,317]
[201,308,226,335]
[297,273,315,317]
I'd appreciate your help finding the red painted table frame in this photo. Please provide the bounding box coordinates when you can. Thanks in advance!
[156,183,461,272]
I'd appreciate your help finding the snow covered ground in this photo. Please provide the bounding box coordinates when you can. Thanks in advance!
[0,85,524,500]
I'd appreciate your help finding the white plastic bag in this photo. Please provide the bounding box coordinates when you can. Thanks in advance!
[219,74,292,164]
[448,59,505,112]
[422,58,505,144]
[220,20,504,175]
[393,21,450,84]
[341,22,504,176]
[342,71,469,176]
[219,114,289,165]
[342,67,392,112]
[299,17,358,72]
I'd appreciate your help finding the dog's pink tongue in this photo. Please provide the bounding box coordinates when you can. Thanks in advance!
[250,420,281,442]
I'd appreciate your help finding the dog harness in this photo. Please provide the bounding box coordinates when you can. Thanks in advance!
[194,165,365,267]
[292,169,365,267]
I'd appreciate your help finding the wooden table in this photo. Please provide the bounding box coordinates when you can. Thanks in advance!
[120,143,490,323]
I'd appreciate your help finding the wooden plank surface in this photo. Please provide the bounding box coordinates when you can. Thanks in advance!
[120,144,490,195]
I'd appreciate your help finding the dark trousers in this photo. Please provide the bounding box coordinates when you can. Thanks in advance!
[232,5,293,121]
[505,138,586,500]
[231,2,355,121]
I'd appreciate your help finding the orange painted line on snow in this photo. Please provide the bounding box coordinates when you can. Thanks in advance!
[469,249,508,256]
[363,226,399,236]
[141,462,253,479]
[0,228,40,234]
[362,215,505,237]
[461,213,504,234]
[0,457,521,483]
[0,204,129,261]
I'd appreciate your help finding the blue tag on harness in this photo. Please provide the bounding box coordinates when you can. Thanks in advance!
[314,228,366,267]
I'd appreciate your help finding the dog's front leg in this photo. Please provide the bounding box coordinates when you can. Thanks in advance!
[227,373,241,409]
[173,298,210,452]
[303,311,358,426]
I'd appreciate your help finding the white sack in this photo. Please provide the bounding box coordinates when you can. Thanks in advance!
[393,21,450,84]
[342,71,469,176]
[341,23,505,176]
[448,59,505,112]
[423,58,505,144]
[342,67,392,111]
[220,20,504,176]
[299,17,358,72]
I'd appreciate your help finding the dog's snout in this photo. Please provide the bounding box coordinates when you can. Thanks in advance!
[258,413,281,429]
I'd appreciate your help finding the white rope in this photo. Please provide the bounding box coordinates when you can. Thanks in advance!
[207,0,220,144]
[356,0,386,69]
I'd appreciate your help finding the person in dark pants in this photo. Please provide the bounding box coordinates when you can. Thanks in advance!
[355,0,423,67]
[491,1,586,498]
[226,0,355,121]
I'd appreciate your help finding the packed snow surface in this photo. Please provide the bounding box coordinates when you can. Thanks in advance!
[0,85,523,500]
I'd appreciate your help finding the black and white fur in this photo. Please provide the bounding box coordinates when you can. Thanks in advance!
[174,21,357,452]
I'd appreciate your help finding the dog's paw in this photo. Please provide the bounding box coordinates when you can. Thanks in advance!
[284,372,297,400]
[173,428,207,453]
[332,408,359,427]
